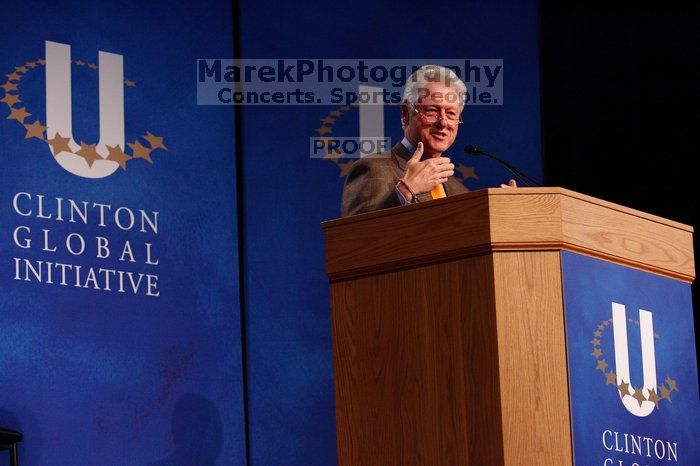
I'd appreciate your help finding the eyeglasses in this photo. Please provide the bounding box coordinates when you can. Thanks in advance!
[412,105,463,125]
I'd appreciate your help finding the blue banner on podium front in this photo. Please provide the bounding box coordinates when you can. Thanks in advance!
[561,251,700,465]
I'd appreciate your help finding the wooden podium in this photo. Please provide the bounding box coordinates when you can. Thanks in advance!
[322,187,694,466]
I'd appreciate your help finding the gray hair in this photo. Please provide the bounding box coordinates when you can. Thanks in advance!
[402,64,467,111]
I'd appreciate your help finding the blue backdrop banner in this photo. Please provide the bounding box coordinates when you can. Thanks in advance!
[561,252,700,465]
[0,1,245,464]
[237,1,543,464]
[1,1,546,464]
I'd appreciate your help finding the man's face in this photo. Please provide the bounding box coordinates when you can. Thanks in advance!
[403,82,462,157]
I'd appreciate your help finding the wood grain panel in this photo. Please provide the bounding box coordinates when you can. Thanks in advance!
[330,255,505,465]
[325,191,491,280]
[488,193,563,244]
[457,254,505,466]
[484,187,691,230]
[559,193,695,280]
[491,251,572,465]
[323,187,694,282]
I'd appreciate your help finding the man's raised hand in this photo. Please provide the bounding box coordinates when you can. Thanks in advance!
[400,142,455,197]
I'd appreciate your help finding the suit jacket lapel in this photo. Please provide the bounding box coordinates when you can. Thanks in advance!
[444,177,457,196]
[391,142,410,171]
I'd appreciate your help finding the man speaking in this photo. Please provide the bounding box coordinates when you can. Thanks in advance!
[341,64,471,217]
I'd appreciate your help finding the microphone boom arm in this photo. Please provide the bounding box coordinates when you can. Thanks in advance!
[464,145,542,187]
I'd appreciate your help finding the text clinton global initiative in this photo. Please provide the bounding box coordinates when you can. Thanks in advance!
[10,192,160,297]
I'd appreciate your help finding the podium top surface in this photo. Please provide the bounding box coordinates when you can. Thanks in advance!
[323,187,695,282]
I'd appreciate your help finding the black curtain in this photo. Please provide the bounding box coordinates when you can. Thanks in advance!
[539,6,699,357]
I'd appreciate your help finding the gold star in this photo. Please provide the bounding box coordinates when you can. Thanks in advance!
[46,133,72,156]
[597,324,605,330]
[321,116,336,124]
[125,79,136,87]
[605,371,616,386]
[632,386,647,407]
[76,141,101,167]
[330,110,342,117]
[666,377,678,392]
[88,63,98,70]
[1,93,21,107]
[339,105,351,111]
[617,380,631,397]
[324,149,343,161]
[106,144,131,170]
[315,125,332,136]
[7,106,31,123]
[591,348,603,358]
[591,338,601,346]
[25,61,37,68]
[1,82,18,92]
[15,66,28,74]
[594,330,602,337]
[596,359,608,372]
[6,72,21,81]
[143,132,168,151]
[37,59,46,65]
[315,137,334,148]
[659,384,672,402]
[75,60,86,66]
[338,160,354,177]
[23,120,47,140]
[457,163,478,180]
[128,140,153,163]
[646,388,660,408]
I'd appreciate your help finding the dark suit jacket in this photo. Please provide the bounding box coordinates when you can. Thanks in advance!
[340,142,469,216]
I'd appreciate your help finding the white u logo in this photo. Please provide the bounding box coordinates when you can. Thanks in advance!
[45,40,124,178]
[611,302,658,417]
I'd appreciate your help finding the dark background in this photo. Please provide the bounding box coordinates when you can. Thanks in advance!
[539,6,699,359]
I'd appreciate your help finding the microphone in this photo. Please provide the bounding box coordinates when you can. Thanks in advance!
[463,145,542,187]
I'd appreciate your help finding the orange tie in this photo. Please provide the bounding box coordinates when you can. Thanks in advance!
[430,183,446,199]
